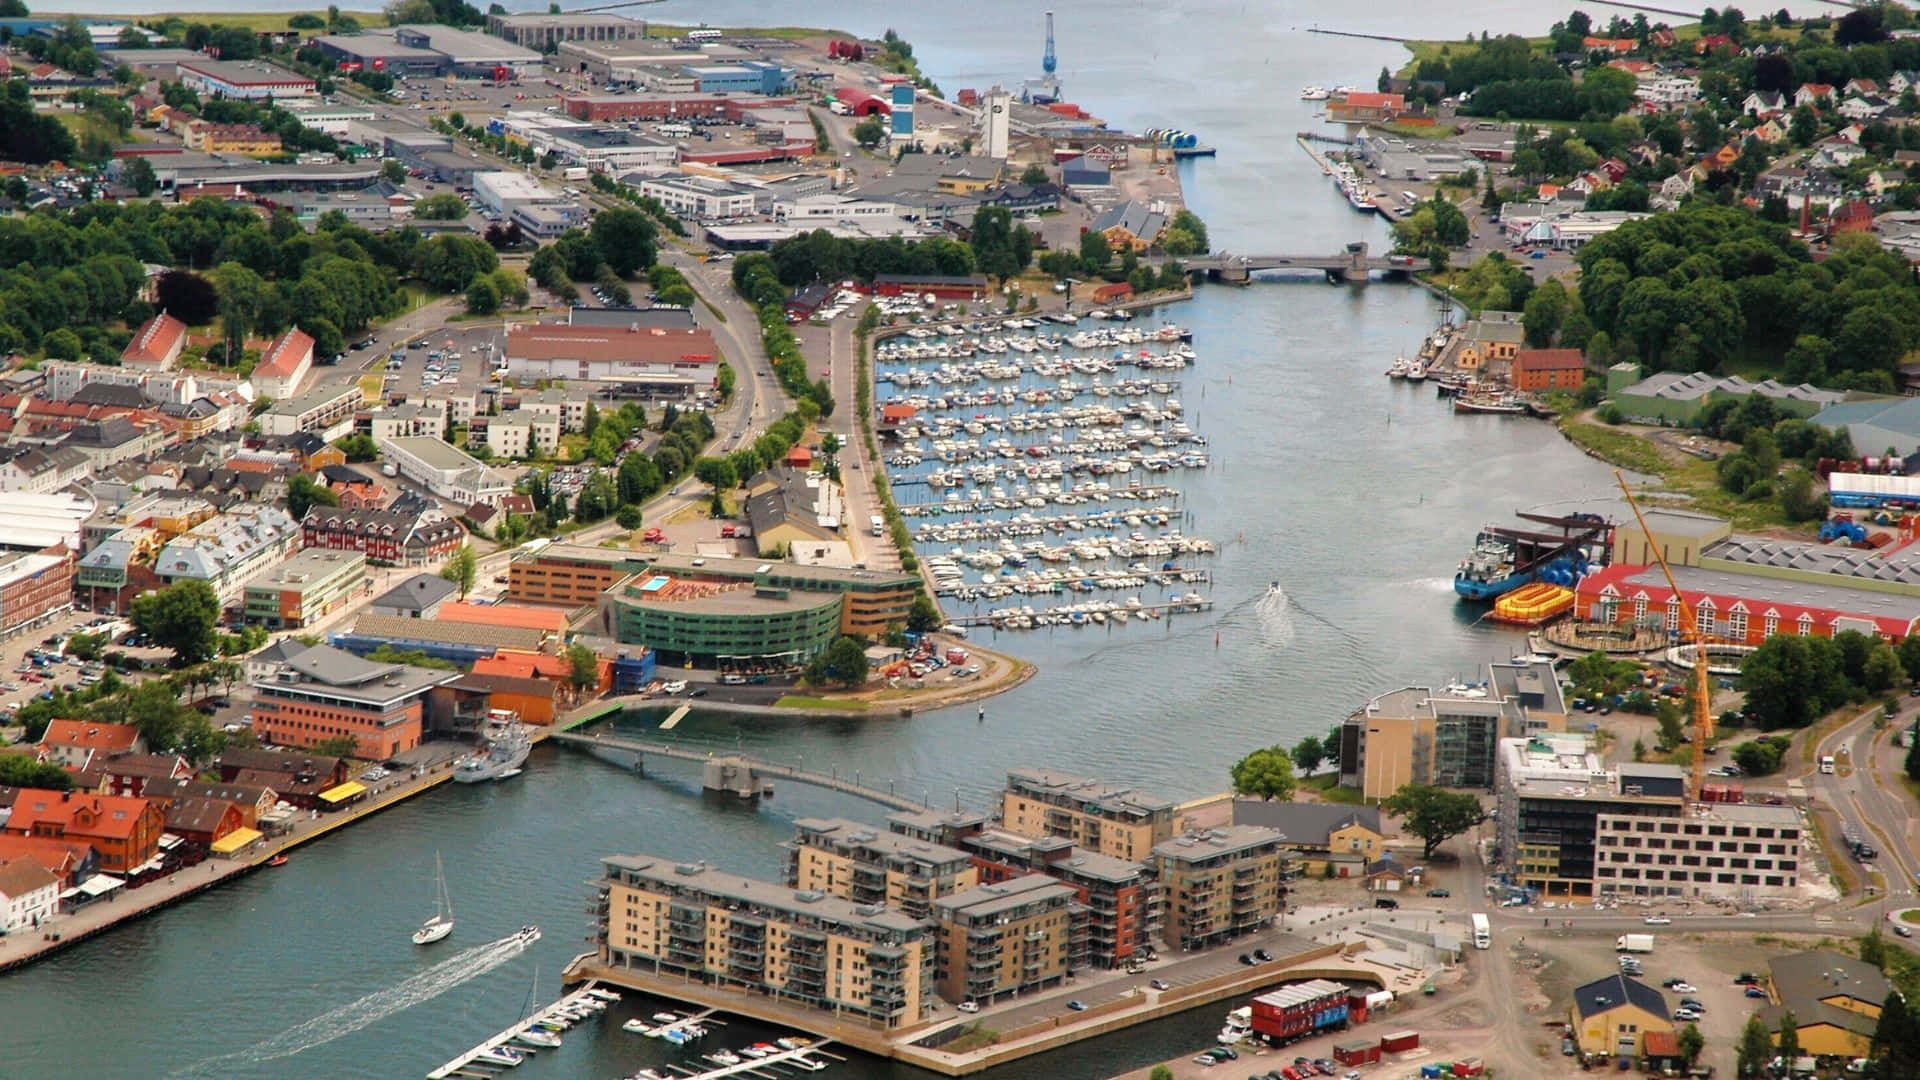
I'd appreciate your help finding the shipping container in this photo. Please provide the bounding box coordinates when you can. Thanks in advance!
[1452,1058,1486,1077]
[1381,1030,1421,1053]
[1333,1038,1382,1066]
[1250,979,1350,1044]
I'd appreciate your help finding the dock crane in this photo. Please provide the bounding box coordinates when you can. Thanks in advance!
[1614,471,1714,804]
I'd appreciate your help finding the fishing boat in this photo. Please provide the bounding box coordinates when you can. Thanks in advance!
[1405,360,1428,383]
[1452,393,1525,415]
[1385,356,1410,379]
[266,854,288,867]
[411,851,454,945]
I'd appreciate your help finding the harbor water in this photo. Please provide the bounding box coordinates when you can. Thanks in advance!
[0,1,1629,1076]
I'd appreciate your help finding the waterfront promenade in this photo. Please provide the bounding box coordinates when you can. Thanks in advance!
[0,751,465,973]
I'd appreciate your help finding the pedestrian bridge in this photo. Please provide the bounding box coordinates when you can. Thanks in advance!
[1183,242,1415,284]
[546,730,932,812]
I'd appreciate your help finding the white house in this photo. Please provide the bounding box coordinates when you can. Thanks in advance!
[1795,83,1836,108]
[0,859,60,932]
[251,328,315,401]
[1838,95,1890,121]
[1742,90,1785,116]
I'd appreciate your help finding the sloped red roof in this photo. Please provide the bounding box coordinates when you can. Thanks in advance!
[122,313,187,367]
[255,328,315,380]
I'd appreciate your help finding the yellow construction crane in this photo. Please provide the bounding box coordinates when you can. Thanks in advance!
[1614,471,1714,804]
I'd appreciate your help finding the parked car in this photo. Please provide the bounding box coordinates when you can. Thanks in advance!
[1746,986,1770,998]
[1253,948,1273,962]
[956,1002,978,1013]
[1150,979,1170,990]
[1426,888,1450,897]
[1238,953,1256,965]
[1645,915,1673,925]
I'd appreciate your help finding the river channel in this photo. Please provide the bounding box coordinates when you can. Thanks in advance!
[2,1,1624,1075]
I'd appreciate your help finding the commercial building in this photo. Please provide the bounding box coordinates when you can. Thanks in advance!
[376,435,513,508]
[929,874,1082,1004]
[955,826,1158,969]
[636,175,758,219]
[1607,363,1849,426]
[1497,735,1687,898]
[541,127,677,172]
[0,550,75,638]
[250,643,461,760]
[3,789,166,875]
[594,854,933,1029]
[1569,973,1672,1060]
[596,566,845,667]
[503,323,717,392]
[560,90,800,125]
[743,466,844,555]
[242,548,369,629]
[1594,801,1802,898]
[332,613,548,666]
[1354,130,1476,180]
[472,171,580,227]
[786,817,979,919]
[509,543,643,606]
[776,194,902,226]
[152,505,302,607]
[486,11,645,50]
[310,31,449,77]
[179,120,282,155]
[1338,658,1567,801]
[301,503,464,567]
[1810,394,1920,458]
[176,59,316,99]
[1090,200,1167,252]
[259,384,362,439]
[1575,561,1920,643]
[1149,826,1288,951]
[395,24,541,77]
[0,491,93,555]
[1511,348,1588,392]
[683,61,792,95]
[1758,950,1888,1059]
[1000,768,1175,861]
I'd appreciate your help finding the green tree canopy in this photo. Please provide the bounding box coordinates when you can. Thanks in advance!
[1382,783,1486,859]
[440,543,477,599]
[1230,745,1297,801]
[130,579,221,667]
[806,635,871,688]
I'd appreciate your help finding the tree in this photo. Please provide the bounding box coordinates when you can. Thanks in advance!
[566,643,599,688]
[213,261,267,363]
[1733,735,1792,776]
[130,579,221,667]
[1677,1023,1705,1067]
[1079,229,1112,270]
[1382,783,1486,859]
[1523,277,1569,346]
[1229,745,1297,801]
[311,734,362,759]
[615,505,642,529]
[382,159,408,185]
[155,270,219,325]
[1736,1015,1773,1077]
[465,274,500,315]
[1655,697,1686,750]
[440,543,477,599]
[415,193,467,220]
[1907,725,1920,782]
[806,635,871,688]
[1873,991,1920,1076]
[124,155,157,197]
[1776,1010,1800,1064]
[1019,162,1049,185]
[1861,927,1888,970]
[590,207,659,278]
[1865,644,1906,694]
[1149,1068,1175,1080]
[287,472,338,519]
[907,593,941,633]
[1292,734,1327,775]
[1740,634,1848,729]
[852,116,885,147]
[0,753,76,790]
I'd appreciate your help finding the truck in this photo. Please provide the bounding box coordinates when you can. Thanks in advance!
[562,166,588,182]
[870,514,885,537]
[1615,934,1655,953]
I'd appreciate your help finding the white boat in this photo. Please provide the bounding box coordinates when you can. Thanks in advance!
[651,1012,680,1024]
[1405,360,1428,382]
[411,852,454,945]
[622,1019,653,1035]
[515,925,541,946]
[1386,356,1410,379]
[587,988,622,1003]
[790,1057,828,1072]
[708,1050,742,1066]
[515,1029,561,1049]
[476,1046,524,1066]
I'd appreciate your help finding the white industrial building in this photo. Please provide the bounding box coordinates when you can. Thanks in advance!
[636,175,757,219]
[776,193,902,224]
[377,435,513,508]
[472,170,575,218]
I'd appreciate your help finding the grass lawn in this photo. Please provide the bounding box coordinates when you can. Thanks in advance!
[356,373,385,401]
[1807,812,1857,896]
[1307,773,1365,805]
[1556,419,1792,531]
[773,695,868,711]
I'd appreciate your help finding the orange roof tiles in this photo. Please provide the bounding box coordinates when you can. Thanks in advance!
[471,651,574,680]
[38,720,142,754]
[122,313,187,367]
[437,601,571,635]
[255,328,315,380]
[5,789,156,841]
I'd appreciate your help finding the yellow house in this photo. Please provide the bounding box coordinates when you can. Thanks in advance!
[1762,951,1888,1059]
[1570,974,1673,1059]
[181,120,283,155]
[1452,317,1524,373]
[1232,801,1385,876]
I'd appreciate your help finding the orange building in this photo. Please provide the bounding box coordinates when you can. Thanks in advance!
[506,544,643,607]
[449,671,562,725]
[1511,348,1588,391]
[3,789,165,874]
[437,601,572,637]
[249,644,461,761]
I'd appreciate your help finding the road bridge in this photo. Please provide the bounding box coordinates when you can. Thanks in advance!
[1183,241,1415,284]
[546,730,932,812]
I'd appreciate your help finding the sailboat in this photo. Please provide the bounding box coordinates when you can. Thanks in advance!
[411,851,454,945]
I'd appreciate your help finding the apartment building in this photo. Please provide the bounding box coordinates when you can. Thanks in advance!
[1595,802,1802,898]
[1149,826,1288,951]
[786,817,979,919]
[508,543,641,606]
[999,768,1175,861]
[594,855,932,1029]
[959,826,1159,969]
[152,504,302,607]
[1497,735,1687,898]
[1338,658,1567,800]
[929,874,1082,1005]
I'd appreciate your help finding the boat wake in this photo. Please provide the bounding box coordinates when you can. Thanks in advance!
[168,931,536,1076]
[1254,584,1296,647]
[1409,576,1458,595]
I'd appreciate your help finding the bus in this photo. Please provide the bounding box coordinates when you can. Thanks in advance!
[1470,913,1491,950]
[686,28,722,42]
[1819,755,1836,774]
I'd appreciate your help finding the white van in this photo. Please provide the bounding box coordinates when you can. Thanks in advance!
[870,514,885,536]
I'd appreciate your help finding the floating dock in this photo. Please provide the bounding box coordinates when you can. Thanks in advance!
[428,984,610,1079]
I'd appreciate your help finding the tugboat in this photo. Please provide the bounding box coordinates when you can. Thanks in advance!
[454,710,531,784]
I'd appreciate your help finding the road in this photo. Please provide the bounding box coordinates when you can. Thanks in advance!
[1816,705,1920,920]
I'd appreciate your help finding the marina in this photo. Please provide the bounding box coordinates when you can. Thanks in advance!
[878,312,1218,633]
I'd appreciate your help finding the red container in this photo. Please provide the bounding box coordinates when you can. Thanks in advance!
[1381,1030,1421,1053]
[1452,1059,1485,1077]
[1334,1039,1382,1065]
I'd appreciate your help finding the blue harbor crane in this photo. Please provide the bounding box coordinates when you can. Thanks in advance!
[1042,10,1057,74]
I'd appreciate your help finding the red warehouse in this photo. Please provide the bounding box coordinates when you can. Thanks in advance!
[871,274,988,300]
[1250,979,1350,1045]
[834,87,890,115]
[1381,1030,1422,1053]
[1574,561,1920,643]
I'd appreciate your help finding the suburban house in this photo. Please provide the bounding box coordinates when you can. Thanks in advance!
[1231,801,1386,876]
[2,789,167,874]
[1569,973,1673,1059]
[35,720,146,771]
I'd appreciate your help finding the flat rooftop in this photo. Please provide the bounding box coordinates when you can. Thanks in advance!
[178,58,314,85]
[641,552,917,590]
[1005,767,1174,816]
[931,874,1077,919]
[1150,825,1285,862]
[380,434,488,473]
[246,548,363,591]
[794,817,973,867]
[602,854,926,935]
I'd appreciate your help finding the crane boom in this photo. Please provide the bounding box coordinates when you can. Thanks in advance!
[1614,471,1713,804]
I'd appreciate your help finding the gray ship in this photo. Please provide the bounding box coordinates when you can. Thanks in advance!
[453,712,531,783]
